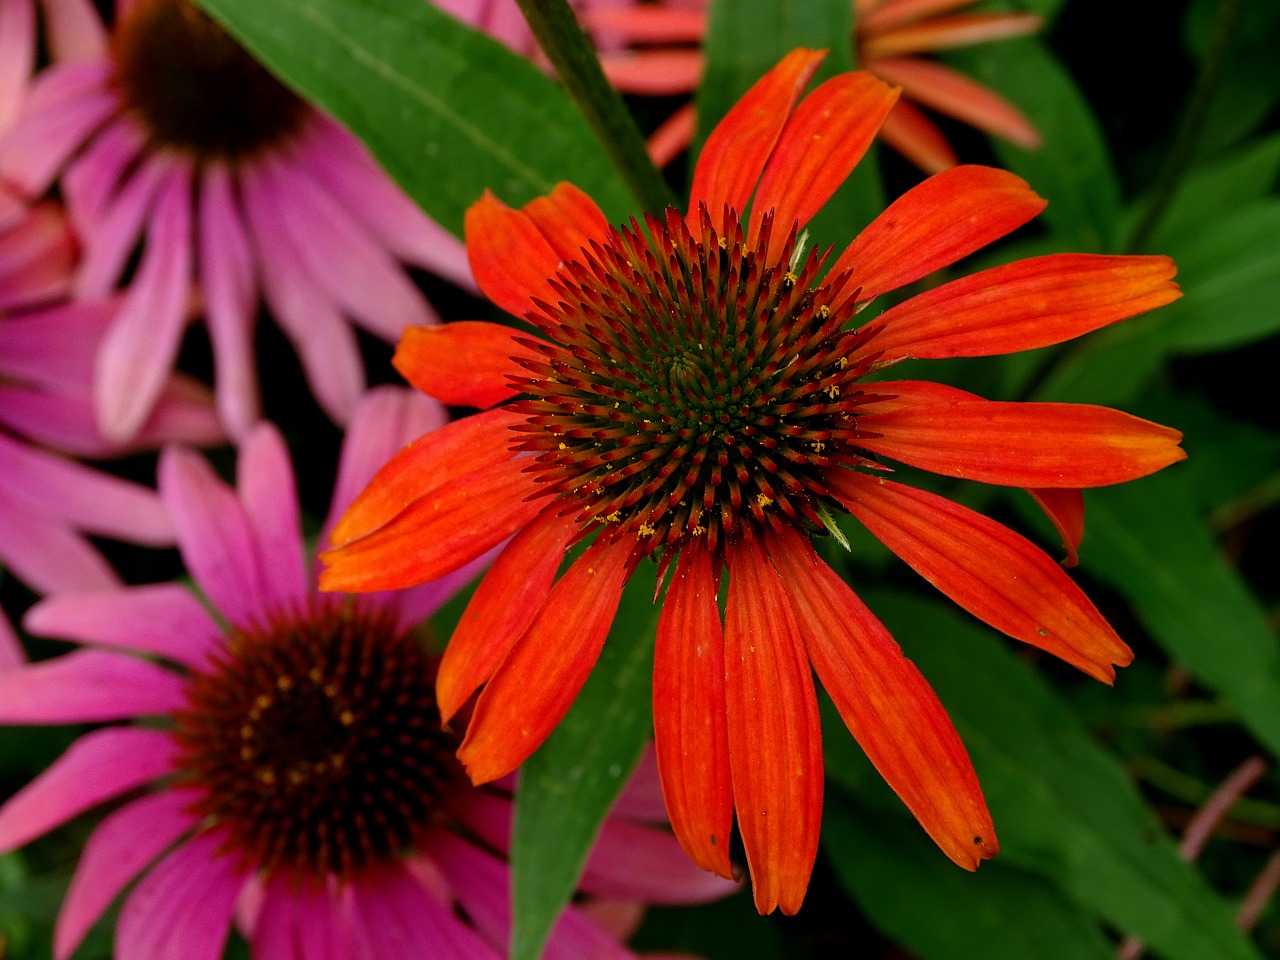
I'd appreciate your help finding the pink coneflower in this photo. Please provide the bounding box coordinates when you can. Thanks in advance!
[0,386,731,959]
[0,198,219,596]
[0,0,474,443]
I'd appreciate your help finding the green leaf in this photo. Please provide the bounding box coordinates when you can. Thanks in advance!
[1083,473,1280,758]
[824,790,1114,960]
[827,588,1265,960]
[510,565,658,960]
[948,39,1122,252]
[194,0,634,236]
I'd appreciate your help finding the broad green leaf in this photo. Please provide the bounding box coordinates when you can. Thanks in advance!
[948,39,1121,252]
[825,588,1264,960]
[1126,134,1280,249]
[695,0,885,239]
[1084,473,1280,758]
[194,0,634,236]
[510,565,658,960]
[824,790,1114,960]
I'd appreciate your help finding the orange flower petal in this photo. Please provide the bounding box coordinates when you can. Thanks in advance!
[437,510,578,722]
[829,165,1045,306]
[768,525,996,869]
[872,57,1040,148]
[856,393,1186,488]
[827,471,1131,681]
[521,181,611,265]
[327,407,522,547]
[859,0,986,34]
[319,458,543,593]
[876,99,957,174]
[653,543,733,879]
[393,322,548,410]
[870,254,1181,361]
[457,535,633,784]
[688,48,826,231]
[724,535,822,915]
[862,13,1041,59]
[600,50,704,96]
[749,71,897,237]
[1026,487,1085,568]
[465,191,563,318]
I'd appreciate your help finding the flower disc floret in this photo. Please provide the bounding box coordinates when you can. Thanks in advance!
[174,600,463,879]
[513,204,881,559]
[112,0,306,160]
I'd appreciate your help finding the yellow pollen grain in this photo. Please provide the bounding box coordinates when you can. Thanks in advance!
[692,524,706,536]
[558,442,567,450]
[604,511,621,523]
[811,441,825,453]
[308,667,322,683]
[718,237,727,249]
[258,770,276,785]
[784,271,798,286]
[240,724,254,739]
[255,695,272,710]
[836,356,848,369]
[324,683,338,697]
[276,675,293,691]
[817,304,830,319]
[638,523,656,536]
[826,385,841,399]
[339,709,355,726]
[756,493,773,508]
[240,747,254,761]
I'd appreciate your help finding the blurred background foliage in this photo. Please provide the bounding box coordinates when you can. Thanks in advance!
[3,0,1279,957]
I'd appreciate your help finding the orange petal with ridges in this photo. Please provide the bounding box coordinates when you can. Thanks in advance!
[465,191,562,319]
[654,543,733,879]
[520,182,611,266]
[828,472,1130,680]
[862,13,1041,59]
[437,510,577,722]
[829,165,1044,306]
[394,322,547,410]
[768,525,996,868]
[688,48,825,231]
[724,535,822,915]
[872,57,1040,148]
[750,71,897,237]
[327,407,522,547]
[877,100,957,174]
[1027,487,1085,568]
[457,535,632,784]
[319,458,543,593]
[856,394,1186,487]
[869,254,1181,361]
[600,50,704,96]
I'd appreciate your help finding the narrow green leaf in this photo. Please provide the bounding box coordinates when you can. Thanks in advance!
[1084,473,1280,758]
[194,0,634,236]
[824,789,1114,960]
[948,39,1122,252]
[827,588,1265,960]
[510,565,658,960]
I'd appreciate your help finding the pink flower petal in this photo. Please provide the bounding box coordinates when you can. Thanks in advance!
[75,150,173,298]
[117,831,246,960]
[579,815,738,904]
[40,0,108,62]
[262,153,439,341]
[197,162,259,438]
[56,791,197,960]
[242,162,364,425]
[62,116,145,235]
[252,874,352,960]
[0,609,23,671]
[299,117,475,291]
[0,432,173,543]
[0,298,107,391]
[0,200,75,309]
[0,727,177,851]
[0,649,185,723]
[349,863,501,960]
[94,161,195,443]
[237,424,308,613]
[606,743,670,822]
[129,373,227,451]
[0,485,119,593]
[25,584,221,669]
[158,444,268,627]
[0,385,117,457]
[0,60,115,198]
[0,0,35,132]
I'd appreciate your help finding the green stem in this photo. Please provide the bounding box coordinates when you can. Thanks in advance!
[514,0,678,213]
[1125,0,1244,252]
[1132,756,1280,830]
